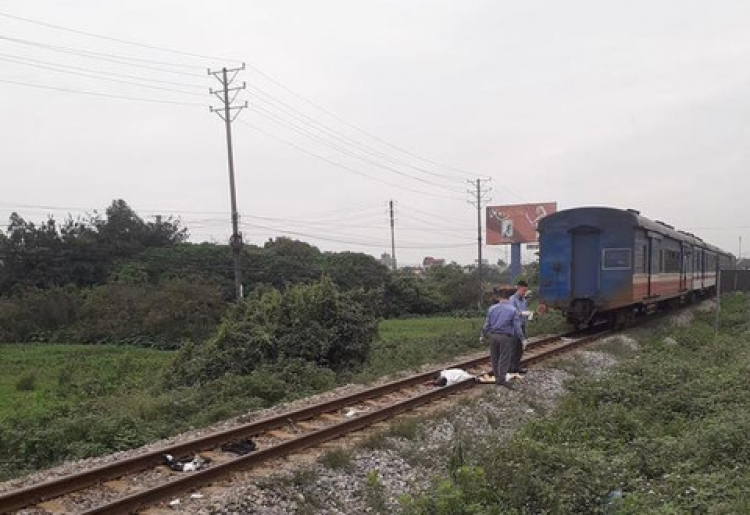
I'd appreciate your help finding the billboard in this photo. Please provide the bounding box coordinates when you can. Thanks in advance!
[486,202,557,244]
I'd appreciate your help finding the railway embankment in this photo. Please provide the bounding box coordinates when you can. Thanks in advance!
[190,295,749,514]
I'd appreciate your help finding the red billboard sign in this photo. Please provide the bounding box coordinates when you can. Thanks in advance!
[486,202,557,244]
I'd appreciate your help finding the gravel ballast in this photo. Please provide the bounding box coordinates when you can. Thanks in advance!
[187,340,637,514]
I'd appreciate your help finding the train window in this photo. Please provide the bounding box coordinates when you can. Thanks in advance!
[634,244,647,273]
[664,250,680,273]
[602,248,632,270]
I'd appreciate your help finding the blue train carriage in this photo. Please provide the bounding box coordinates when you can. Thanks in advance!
[537,207,734,326]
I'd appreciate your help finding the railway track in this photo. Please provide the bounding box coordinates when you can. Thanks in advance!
[1,330,608,514]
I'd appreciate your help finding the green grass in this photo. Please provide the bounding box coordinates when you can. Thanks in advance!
[0,315,491,481]
[318,448,356,471]
[401,293,750,514]
[0,310,569,482]
[378,316,484,342]
[353,317,486,382]
[0,344,173,418]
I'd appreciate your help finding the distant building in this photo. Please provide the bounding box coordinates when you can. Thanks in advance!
[401,266,423,276]
[422,256,445,269]
[380,252,396,270]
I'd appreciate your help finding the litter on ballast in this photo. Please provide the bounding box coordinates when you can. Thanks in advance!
[163,453,211,472]
[220,439,257,455]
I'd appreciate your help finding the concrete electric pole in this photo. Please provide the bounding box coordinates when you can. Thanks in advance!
[468,178,492,310]
[389,200,397,271]
[209,65,247,302]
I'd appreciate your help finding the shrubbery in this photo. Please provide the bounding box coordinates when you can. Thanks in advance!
[0,275,225,348]
[172,277,378,384]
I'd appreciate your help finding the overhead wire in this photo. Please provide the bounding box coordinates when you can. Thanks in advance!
[0,9,503,199]
[397,209,474,231]
[0,54,206,96]
[0,9,499,251]
[242,62,480,180]
[0,78,204,106]
[0,35,207,77]
[245,85,467,184]
[0,51,207,88]
[0,9,235,65]
[246,101,464,194]
[241,220,473,250]
[236,119,463,201]
[0,200,387,222]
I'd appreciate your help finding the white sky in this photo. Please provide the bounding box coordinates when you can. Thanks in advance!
[1,1,749,266]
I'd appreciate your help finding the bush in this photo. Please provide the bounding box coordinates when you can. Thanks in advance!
[172,277,378,383]
[0,275,226,348]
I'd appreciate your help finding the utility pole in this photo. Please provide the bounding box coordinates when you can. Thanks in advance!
[467,178,492,310]
[389,200,397,271]
[209,64,248,302]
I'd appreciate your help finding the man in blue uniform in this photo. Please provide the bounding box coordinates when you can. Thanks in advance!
[482,289,527,388]
[509,280,530,374]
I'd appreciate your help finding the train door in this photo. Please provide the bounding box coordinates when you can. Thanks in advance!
[693,251,701,290]
[647,234,662,297]
[646,238,653,297]
[571,229,600,298]
[679,243,687,291]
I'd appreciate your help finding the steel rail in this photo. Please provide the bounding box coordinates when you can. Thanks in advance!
[82,375,479,514]
[0,333,561,513]
[82,331,605,515]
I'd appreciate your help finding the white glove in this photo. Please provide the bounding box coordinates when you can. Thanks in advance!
[522,339,528,351]
[479,335,485,344]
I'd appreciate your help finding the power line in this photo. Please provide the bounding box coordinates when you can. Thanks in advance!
[397,210,474,231]
[243,63,480,181]
[236,119,463,201]
[0,55,206,96]
[0,10,499,191]
[0,35,206,77]
[245,85,468,184]
[241,220,473,249]
[0,51,207,88]
[0,78,204,106]
[0,200,388,222]
[0,9,236,64]
[246,101,463,194]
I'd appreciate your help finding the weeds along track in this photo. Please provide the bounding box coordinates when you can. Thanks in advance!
[1,330,606,514]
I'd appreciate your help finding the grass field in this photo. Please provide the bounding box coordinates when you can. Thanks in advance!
[0,315,485,480]
[0,344,173,419]
[0,311,568,481]
[378,316,484,342]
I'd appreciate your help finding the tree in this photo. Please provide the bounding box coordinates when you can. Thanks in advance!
[424,263,476,311]
[172,277,378,383]
[0,200,189,293]
[321,251,389,291]
[382,273,447,317]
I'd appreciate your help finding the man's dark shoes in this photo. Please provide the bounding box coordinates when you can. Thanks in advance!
[516,368,528,374]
